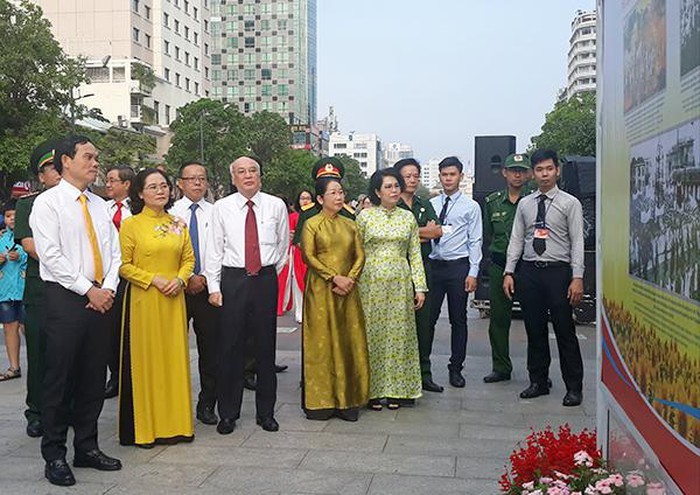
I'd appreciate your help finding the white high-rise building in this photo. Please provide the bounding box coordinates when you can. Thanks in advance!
[566,10,597,98]
[383,142,413,168]
[328,132,382,177]
[421,159,441,190]
[32,0,211,129]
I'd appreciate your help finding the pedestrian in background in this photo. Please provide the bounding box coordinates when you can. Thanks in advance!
[503,149,585,407]
[0,200,28,382]
[482,153,533,384]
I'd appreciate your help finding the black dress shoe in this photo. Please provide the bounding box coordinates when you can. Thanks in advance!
[73,449,122,471]
[104,380,118,399]
[217,418,236,434]
[483,371,511,383]
[26,419,43,438]
[45,459,76,486]
[243,375,257,391]
[563,390,583,407]
[274,364,288,373]
[256,416,279,432]
[422,379,444,393]
[449,370,466,388]
[196,404,218,425]
[519,382,550,399]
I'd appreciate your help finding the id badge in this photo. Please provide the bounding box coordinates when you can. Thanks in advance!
[442,224,454,235]
[534,228,549,240]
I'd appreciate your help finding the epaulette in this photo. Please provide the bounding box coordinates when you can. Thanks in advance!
[301,202,316,211]
[18,191,40,200]
[343,204,355,215]
[485,190,503,203]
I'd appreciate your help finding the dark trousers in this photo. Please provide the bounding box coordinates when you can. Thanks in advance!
[487,263,513,375]
[430,257,470,372]
[217,266,277,421]
[415,259,435,380]
[517,262,584,392]
[186,290,220,409]
[23,280,46,423]
[41,283,110,462]
[106,277,127,386]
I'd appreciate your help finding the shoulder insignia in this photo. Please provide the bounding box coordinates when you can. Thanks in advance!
[19,191,40,200]
[485,191,502,203]
[301,202,316,211]
[343,204,355,214]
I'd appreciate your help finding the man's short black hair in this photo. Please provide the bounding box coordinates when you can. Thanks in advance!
[54,135,94,174]
[530,149,560,168]
[438,156,463,173]
[393,158,421,174]
[178,161,207,178]
[107,164,136,183]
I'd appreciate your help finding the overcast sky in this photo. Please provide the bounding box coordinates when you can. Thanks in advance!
[317,0,596,170]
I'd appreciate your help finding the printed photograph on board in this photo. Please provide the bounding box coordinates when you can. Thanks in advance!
[628,119,700,302]
[624,0,667,113]
[681,0,700,77]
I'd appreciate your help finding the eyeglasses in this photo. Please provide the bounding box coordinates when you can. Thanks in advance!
[180,176,207,183]
[144,184,170,192]
[324,189,345,197]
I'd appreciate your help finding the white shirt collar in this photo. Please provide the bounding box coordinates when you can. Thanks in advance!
[233,190,262,209]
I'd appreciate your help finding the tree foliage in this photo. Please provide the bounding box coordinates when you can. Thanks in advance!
[530,91,596,157]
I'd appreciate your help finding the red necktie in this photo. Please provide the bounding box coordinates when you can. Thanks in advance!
[245,200,262,275]
[112,201,123,231]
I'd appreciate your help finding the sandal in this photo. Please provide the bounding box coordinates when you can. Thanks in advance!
[386,398,400,410]
[0,367,21,381]
[367,399,382,411]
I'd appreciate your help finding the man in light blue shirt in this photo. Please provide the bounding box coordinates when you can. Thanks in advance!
[429,156,483,388]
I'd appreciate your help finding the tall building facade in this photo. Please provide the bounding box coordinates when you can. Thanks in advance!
[383,142,413,168]
[566,10,597,98]
[32,0,211,128]
[209,0,317,124]
[328,132,382,177]
[421,158,441,190]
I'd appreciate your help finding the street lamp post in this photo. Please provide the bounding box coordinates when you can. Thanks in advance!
[70,90,95,132]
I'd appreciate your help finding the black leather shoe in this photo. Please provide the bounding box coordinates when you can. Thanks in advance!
[104,380,118,399]
[449,370,466,388]
[519,382,550,399]
[217,418,236,434]
[563,390,583,407]
[45,459,76,486]
[243,375,257,391]
[422,379,444,393]
[483,371,511,383]
[73,449,122,471]
[256,416,279,432]
[274,364,288,373]
[196,404,218,425]
[26,419,43,438]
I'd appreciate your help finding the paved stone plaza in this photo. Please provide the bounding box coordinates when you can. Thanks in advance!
[0,305,596,494]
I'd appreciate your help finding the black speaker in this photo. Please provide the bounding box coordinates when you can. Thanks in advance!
[474,135,516,195]
[561,156,596,196]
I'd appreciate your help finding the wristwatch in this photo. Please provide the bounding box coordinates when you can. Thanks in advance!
[503,272,514,277]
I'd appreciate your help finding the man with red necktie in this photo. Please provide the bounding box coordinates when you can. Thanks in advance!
[103,164,135,399]
[205,156,289,434]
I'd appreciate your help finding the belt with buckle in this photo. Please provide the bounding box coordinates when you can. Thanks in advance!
[524,260,570,269]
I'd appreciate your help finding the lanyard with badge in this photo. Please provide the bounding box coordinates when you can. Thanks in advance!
[440,194,460,235]
[534,191,558,242]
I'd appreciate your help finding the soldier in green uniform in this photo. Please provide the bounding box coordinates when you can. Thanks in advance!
[293,157,355,246]
[395,158,444,393]
[482,153,533,383]
[14,139,62,437]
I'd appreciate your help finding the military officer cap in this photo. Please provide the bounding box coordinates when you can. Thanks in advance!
[311,156,345,180]
[29,138,61,176]
[503,153,531,170]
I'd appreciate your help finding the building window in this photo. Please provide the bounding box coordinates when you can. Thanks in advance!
[195,82,199,95]
[227,4,236,15]
[244,102,251,113]
[227,86,238,98]
[334,143,347,149]
[243,4,254,15]
[164,68,170,81]
[184,0,189,14]
[175,46,181,60]
[144,5,151,19]
[261,19,270,30]
[261,84,272,96]
[185,52,190,66]
[164,12,169,27]
[204,43,209,55]
[204,19,208,32]
[211,53,221,65]
[260,53,272,63]
[193,32,198,45]
[185,77,190,91]
[227,53,239,64]
[176,73,181,87]
[185,26,190,40]
[153,100,160,124]
[132,0,139,13]
[245,20,255,31]
[277,3,288,14]
[212,69,221,81]
[164,40,170,54]
[244,68,255,80]
[205,67,209,79]
[227,37,238,49]
[277,19,287,30]
[245,37,255,48]
[245,86,255,98]
[174,19,180,34]
[227,69,237,79]
[194,57,199,70]
[277,84,288,96]
[145,34,151,48]
[193,6,198,20]
[132,27,140,42]
[213,87,223,98]
[261,68,271,80]
[165,105,171,124]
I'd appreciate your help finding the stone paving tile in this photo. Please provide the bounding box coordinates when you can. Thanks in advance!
[367,473,498,494]
[298,450,456,477]
[323,416,459,438]
[155,444,307,469]
[395,407,527,427]
[74,461,218,488]
[2,479,117,495]
[384,434,517,460]
[202,466,372,494]
[455,456,510,483]
[459,424,533,442]
[242,430,387,452]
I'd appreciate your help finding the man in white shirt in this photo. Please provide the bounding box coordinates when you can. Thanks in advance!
[205,156,289,434]
[169,161,219,426]
[30,136,123,487]
[103,164,134,399]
